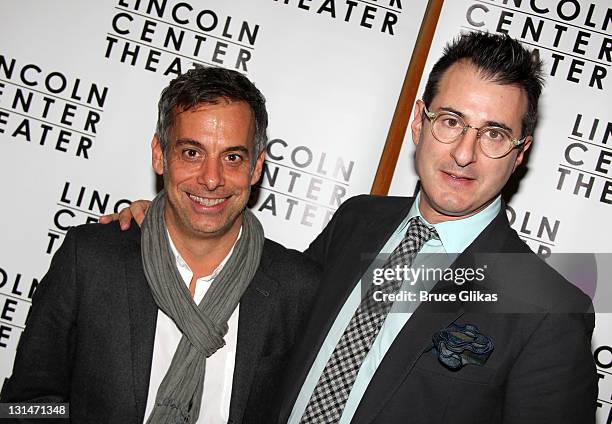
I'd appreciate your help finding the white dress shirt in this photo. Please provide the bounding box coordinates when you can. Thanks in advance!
[143,230,241,423]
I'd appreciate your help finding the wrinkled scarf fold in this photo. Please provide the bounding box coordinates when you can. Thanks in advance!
[141,190,264,423]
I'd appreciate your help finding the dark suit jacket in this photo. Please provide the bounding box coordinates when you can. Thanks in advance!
[1,222,320,424]
[276,195,597,424]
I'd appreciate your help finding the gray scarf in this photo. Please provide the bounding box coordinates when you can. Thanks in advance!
[141,190,264,423]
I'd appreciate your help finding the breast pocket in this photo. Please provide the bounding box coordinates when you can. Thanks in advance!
[413,349,496,385]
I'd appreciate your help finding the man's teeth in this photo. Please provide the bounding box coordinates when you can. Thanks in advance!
[189,194,226,206]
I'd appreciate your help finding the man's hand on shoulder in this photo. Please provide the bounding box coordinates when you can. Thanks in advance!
[98,199,151,229]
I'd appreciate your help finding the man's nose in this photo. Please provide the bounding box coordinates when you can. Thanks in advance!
[197,157,225,190]
[450,126,478,167]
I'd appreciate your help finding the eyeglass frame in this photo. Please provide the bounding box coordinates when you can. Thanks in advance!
[421,102,528,159]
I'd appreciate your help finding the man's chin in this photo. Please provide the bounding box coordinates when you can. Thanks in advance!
[427,198,478,221]
[187,220,233,237]
[432,199,493,221]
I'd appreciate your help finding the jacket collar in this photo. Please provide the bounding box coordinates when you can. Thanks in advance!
[351,203,514,424]
[278,197,515,424]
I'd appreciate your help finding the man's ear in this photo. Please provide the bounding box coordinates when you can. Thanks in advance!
[152,135,164,176]
[411,100,425,146]
[513,136,532,171]
[250,150,265,185]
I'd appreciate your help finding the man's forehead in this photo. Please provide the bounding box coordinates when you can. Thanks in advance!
[173,99,239,115]
[168,100,257,149]
[430,61,527,127]
[438,61,526,98]
[169,100,254,122]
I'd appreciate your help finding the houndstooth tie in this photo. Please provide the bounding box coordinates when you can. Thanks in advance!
[299,216,439,423]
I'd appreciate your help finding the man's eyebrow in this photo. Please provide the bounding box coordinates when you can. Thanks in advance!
[438,106,514,133]
[222,146,250,155]
[175,139,203,148]
[174,141,251,154]
[438,106,465,117]
[483,120,513,133]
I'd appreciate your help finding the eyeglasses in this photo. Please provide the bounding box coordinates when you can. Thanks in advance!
[422,104,527,159]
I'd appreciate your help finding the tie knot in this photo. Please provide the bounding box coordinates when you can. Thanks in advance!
[407,216,439,246]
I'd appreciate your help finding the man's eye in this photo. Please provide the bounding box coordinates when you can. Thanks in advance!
[226,153,243,162]
[182,149,201,160]
[484,128,505,141]
[442,117,459,128]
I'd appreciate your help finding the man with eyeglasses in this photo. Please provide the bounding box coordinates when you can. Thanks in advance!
[100,32,597,423]
[279,31,596,424]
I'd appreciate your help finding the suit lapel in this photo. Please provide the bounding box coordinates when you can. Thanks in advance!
[309,196,417,364]
[229,265,277,423]
[350,270,467,424]
[351,206,513,424]
[123,229,158,421]
[277,197,415,423]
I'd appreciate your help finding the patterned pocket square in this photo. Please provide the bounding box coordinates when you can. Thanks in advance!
[430,323,494,370]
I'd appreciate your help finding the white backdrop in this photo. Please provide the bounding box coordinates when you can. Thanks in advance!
[2,1,610,420]
[0,0,428,386]
[388,1,611,422]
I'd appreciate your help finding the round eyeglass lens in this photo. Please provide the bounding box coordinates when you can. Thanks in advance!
[432,114,464,142]
[479,128,512,157]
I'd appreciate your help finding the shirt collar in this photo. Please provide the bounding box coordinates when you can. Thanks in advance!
[167,226,243,283]
[406,191,501,254]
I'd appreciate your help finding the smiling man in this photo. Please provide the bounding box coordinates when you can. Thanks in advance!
[94,32,597,424]
[0,66,320,424]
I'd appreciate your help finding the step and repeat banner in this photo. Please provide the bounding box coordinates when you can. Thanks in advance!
[2,1,610,420]
[0,0,428,383]
[388,1,611,422]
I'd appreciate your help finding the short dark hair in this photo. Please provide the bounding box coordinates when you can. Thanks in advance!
[422,31,544,137]
[156,65,268,165]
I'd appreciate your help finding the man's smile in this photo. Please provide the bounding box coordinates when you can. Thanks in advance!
[187,193,230,207]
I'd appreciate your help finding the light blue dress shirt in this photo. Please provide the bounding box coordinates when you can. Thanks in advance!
[288,193,501,424]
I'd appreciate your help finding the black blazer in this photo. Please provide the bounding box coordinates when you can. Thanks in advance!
[1,222,320,424]
[276,195,597,424]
